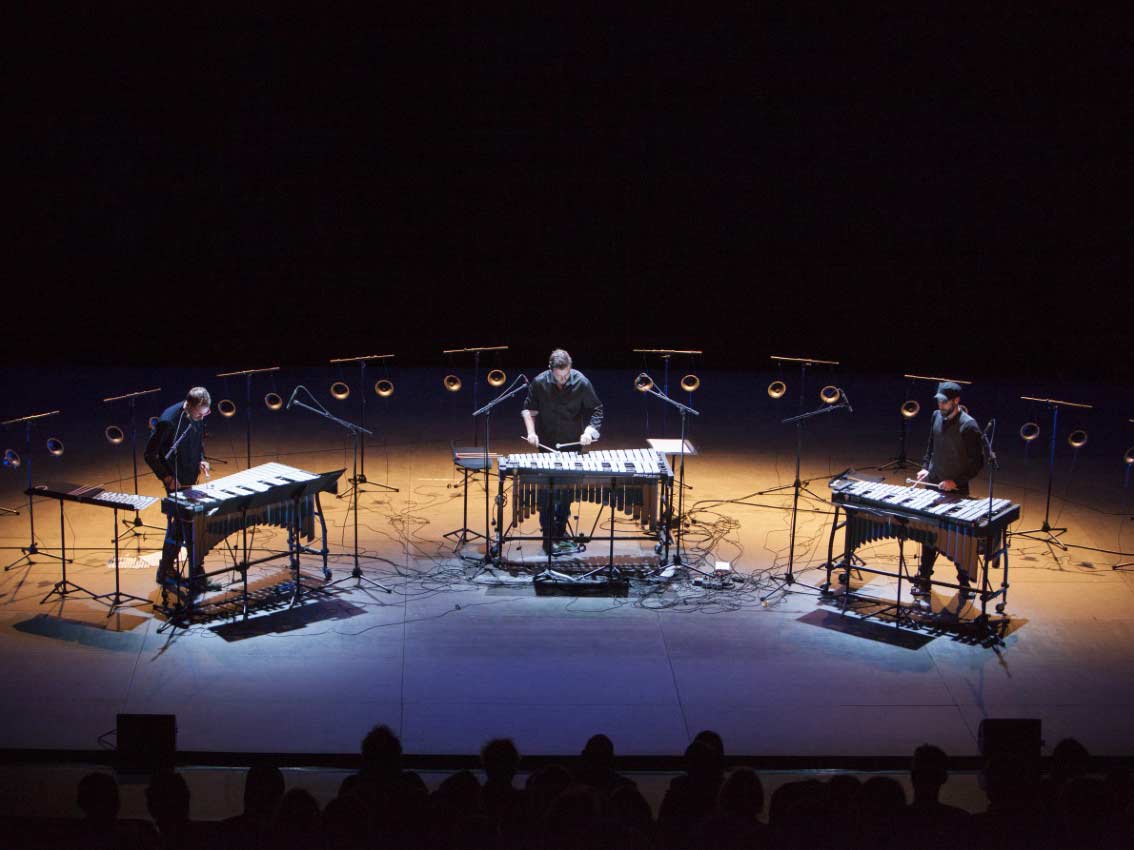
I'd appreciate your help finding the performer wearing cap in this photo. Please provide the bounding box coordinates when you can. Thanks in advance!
[144,387,216,592]
[521,349,604,555]
[913,381,984,594]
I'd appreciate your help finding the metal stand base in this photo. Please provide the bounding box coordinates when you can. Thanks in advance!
[5,542,67,572]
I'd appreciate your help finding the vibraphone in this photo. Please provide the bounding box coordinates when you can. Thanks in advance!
[159,462,343,619]
[494,449,675,572]
[823,474,1021,618]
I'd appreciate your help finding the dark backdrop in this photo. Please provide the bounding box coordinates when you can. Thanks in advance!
[11,9,1129,380]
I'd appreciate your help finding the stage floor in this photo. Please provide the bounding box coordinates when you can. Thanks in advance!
[1,368,1132,759]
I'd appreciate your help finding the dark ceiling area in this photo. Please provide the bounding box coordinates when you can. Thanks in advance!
[11,9,1129,379]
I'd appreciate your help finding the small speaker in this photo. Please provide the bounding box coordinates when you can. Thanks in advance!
[116,713,177,772]
[978,718,1042,760]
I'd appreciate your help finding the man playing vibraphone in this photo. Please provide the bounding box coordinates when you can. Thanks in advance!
[913,380,985,595]
[521,349,604,555]
[143,386,217,594]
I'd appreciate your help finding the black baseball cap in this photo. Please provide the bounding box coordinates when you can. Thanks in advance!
[934,381,963,402]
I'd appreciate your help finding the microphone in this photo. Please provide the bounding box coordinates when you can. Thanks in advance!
[286,385,303,411]
[840,389,853,413]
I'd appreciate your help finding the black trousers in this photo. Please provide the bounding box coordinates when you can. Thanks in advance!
[158,513,203,582]
[538,487,572,550]
[919,485,969,581]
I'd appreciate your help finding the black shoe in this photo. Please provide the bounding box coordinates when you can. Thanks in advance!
[191,580,222,594]
[910,578,931,597]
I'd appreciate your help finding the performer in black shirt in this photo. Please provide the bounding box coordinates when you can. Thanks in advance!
[913,381,985,594]
[521,349,604,555]
[144,386,214,592]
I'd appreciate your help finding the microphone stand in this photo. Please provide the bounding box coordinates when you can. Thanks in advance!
[637,381,703,574]
[760,399,851,604]
[290,389,391,594]
[976,420,1010,634]
[471,377,529,569]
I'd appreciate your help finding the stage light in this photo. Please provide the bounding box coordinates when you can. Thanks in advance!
[1019,422,1040,442]
[767,380,786,399]
[46,437,64,457]
[1124,447,1134,466]
[486,369,506,388]
[443,375,462,392]
[217,399,237,418]
[374,379,394,398]
[148,416,160,431]
[820,385,841,404]
[680,374,700,393]
[2,449,19,469]
[330,381,350,401]
[105,425,125,445]
[901,400,921,418]
[264,392,283,411]
[634,373,654,392]
[1068,429,1088,449]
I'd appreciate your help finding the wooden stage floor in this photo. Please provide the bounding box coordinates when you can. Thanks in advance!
[2,367,1132,759]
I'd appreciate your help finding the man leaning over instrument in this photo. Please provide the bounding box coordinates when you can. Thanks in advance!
[143,386,217,593]
[521,349,604,555]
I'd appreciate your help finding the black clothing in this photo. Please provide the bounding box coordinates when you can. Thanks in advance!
[144,402,206,488]
[522,369,603,448]
[919,408,985,583]
[922,408,984,493]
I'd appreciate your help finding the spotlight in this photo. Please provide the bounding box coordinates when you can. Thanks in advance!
[148,416,160,431]
[46,437,64,457]
[820,385,841,404]
[374,379,394,398]
[330,382,350,401]
[680,374,700,393]
[634,373,654,392]
[105,425,125,445]
[486,369,506,388]
[900,400,920,419]
[1125,447,1134,466]
[443,375,462,392]
[1019,422,1040,442]
[264,392,283,411]
[2,449,20,469]
[217,399,237,418]
[1068,429,1088,449]
[767,380,786,399]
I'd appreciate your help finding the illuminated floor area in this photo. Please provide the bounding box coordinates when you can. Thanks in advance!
[1,368,1132,759]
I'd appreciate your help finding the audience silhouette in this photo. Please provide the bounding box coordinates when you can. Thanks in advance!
[4,730,1132,849]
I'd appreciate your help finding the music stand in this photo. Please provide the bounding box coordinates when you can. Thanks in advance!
[1012,396,1093,552]
[289,388,392,594]
[94,503,154,614]
[471,376,529,568]
[3,410,68,572]
[104,387,165,542]
[760,396,852,604]
[634,379,701,574]
[757,356,839,504]
[215,366,280,469]
[329,354,399,499]
[443,444,495,551]
[27,486,94,604]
